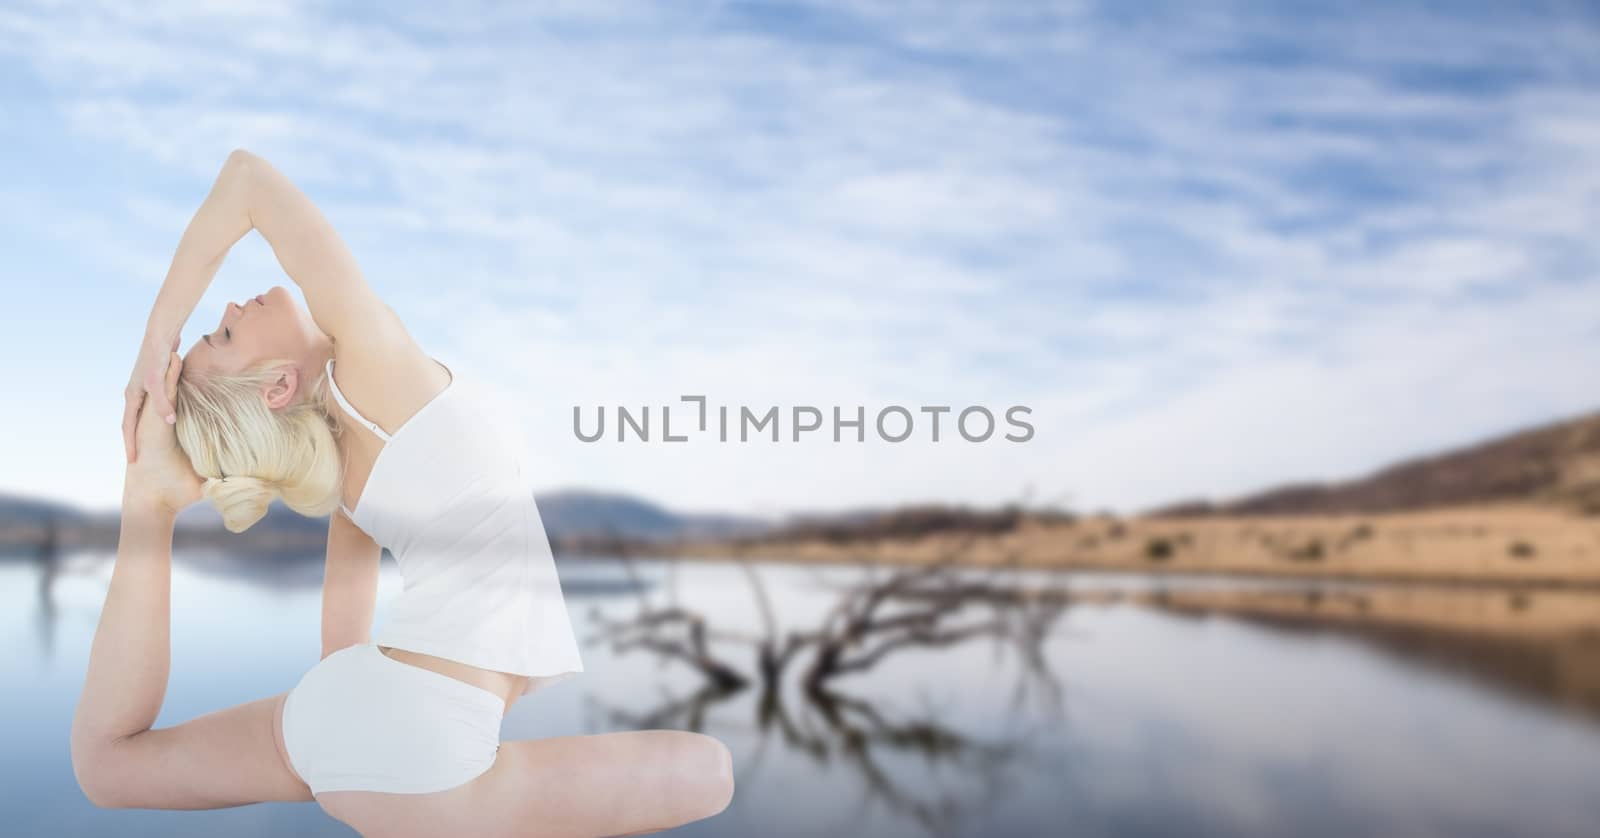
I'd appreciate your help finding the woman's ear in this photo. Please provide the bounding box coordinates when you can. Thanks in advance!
[263,364,300,410]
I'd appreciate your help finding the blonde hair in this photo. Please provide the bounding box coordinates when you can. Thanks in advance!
[173,359,344,533]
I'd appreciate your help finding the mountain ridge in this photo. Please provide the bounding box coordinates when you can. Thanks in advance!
[1147,408,1600,517]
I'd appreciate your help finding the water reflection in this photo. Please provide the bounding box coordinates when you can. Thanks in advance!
[5,548,1600,837]
[10,541,1600,725]
[33,546,59,660]
[1193,611,1600,723]
[588,612,1066,833]
[1140,584,1600,723]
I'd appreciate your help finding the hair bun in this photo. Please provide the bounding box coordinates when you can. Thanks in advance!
[202,474,278,533]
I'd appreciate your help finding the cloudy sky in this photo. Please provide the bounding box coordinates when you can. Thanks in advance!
[2,1,1598,519]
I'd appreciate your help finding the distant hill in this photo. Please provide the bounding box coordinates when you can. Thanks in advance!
[536,489,769,542]
[173,501,329,551]
[747,503,1045,544]
[0,487,770,553]
[1150,409,1600,517]
[0,491,94,547]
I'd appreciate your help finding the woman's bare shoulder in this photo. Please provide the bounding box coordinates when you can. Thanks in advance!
[327,318,451,437]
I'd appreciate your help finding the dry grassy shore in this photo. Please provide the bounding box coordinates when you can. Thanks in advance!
[671,503,1600,588]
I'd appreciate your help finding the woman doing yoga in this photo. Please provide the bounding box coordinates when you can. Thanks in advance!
[72,149,734,837]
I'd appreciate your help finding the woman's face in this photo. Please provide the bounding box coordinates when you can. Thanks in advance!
[182,284,318,375]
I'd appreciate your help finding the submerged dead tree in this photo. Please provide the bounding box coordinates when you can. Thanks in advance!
[583,658,1053,835]
[586,538,752,690]
[581,497,1077,835]
[790,530,1069,692]
[584,493,1076,702]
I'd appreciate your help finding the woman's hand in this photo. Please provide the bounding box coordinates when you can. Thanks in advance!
[123,350,203,515]
[123,325,182,463]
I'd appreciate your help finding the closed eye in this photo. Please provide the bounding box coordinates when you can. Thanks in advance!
[224,327,231,341]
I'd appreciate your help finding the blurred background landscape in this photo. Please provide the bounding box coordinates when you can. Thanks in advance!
[5,1,1600,837]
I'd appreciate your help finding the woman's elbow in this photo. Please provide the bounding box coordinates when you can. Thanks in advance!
[215,148,259,216]
[71,739,130,809]
[76,776,129,810]
[70,726,147,809]
[225,147,259,172]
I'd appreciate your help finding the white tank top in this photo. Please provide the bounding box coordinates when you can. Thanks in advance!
[324,356,584,694]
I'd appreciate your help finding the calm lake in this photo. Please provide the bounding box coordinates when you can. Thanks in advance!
[4,548,1600,838]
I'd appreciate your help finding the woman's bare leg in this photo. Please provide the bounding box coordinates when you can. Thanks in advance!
[316,729,735,838]
[68,496,312,809]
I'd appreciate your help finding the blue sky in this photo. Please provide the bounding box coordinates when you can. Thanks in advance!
[2,1,1599,518]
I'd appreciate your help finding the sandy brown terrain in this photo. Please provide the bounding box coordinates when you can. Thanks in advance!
[671,502,1600,587]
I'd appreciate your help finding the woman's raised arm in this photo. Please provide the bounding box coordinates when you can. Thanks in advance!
[146,148,387,350]
[75,355,311,809]
[125,148,396,462]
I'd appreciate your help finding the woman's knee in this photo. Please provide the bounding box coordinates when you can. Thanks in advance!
[655,731,734,821]
[699,734,735,815]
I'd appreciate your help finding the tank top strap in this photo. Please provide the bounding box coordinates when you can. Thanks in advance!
[324,357,392,443]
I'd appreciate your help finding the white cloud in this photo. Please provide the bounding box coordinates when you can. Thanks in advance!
[2,0,1598,515]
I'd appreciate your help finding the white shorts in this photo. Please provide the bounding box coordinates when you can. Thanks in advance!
[281,643,505,794]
